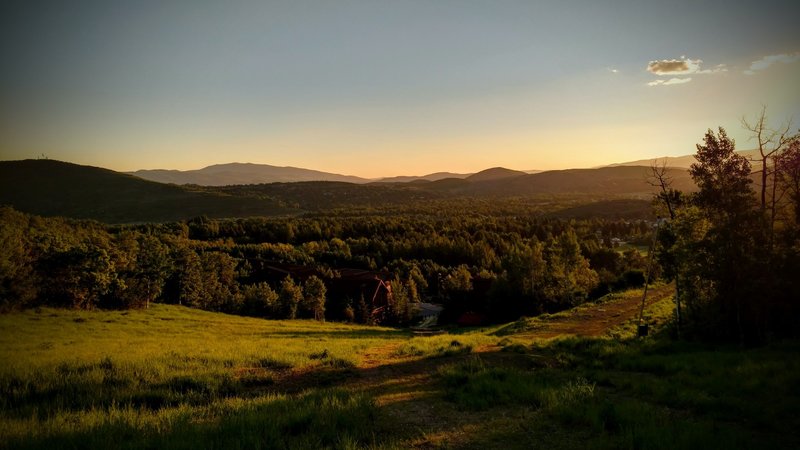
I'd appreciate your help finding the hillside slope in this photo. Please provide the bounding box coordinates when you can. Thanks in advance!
[0,160,297,223]
[465,167,527,182]
[607,149,761,169]
[375,172,472,183]
[130,162,370,185]
[424,166,696,196]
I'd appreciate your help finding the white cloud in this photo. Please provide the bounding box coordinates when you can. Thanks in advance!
[695,64,728,74]
[647,77,692,87]
[744,53,800,75]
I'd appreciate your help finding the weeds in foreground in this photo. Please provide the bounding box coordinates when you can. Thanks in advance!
[436,339,800,449]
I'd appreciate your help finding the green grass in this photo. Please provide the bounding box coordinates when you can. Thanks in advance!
[391,334,498,358]
[437,338,800,449]
[0,305,406,449]
[2,297,798,449]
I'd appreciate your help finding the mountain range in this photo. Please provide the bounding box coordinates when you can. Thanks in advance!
[129,164,534,186]
[127,150,756,187]
[605,149,761,169]
[129,163,370,185]
[1,159,698,223]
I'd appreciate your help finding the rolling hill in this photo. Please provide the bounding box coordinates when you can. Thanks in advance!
[130,162,371,186]
[417,166,696,197]
[374,171,473,183]
[0,160,298,223]
[465,167,527,182]
[0,159,697,222]
[607,149,761,169]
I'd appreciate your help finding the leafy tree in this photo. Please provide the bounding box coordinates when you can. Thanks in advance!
[387,277,418,325]
[278,276,302,319]
[444,265,472,294]
[657,127,771,341]
[0,207,37,309]
[302,275,327,320]
[690,128,761,341]
[690,128,755,221]
[39,246,115,309]
[167,246,204,307]
[134,234,171,308]
[199,251,241,312]
[541,231,599,310]
[241,282,279,317]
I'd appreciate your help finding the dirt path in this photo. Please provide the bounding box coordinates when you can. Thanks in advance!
[508,283,675,340]
[353,283,676,381]
[261,286,676,447]
[343,284,677,447]
[266,285,676,396]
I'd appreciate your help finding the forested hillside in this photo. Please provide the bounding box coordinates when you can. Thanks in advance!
[1,159,691,223]
[0,160,297,223]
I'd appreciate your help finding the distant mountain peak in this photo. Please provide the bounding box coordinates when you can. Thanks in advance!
[466,167,527,182]
[129,163,370,186]
[375,171,472,183]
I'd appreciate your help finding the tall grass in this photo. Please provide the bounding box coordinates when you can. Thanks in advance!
[2,389,382,450]
[0,305,405,449]
[437,339,800,449]
[2,297,798,449]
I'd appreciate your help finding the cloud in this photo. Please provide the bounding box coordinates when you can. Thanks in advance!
[647,77,692,87]
[647,57,726,76]
[695,64,727,74]
[645,57,725,86]
[648,59,695,75]
[744,52,800,75]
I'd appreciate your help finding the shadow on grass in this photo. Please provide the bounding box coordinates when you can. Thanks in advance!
[4,338,800,450]
[257,329,412,340]
[6,389,383,450]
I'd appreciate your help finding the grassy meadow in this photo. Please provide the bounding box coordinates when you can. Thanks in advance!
[1,291,799,449]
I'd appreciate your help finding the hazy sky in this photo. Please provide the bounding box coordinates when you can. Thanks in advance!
[1,1,799,177]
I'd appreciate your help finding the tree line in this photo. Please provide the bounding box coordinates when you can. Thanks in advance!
[0,203,654,324]
[653,112,800,343]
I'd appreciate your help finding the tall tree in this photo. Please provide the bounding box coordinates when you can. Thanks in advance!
[302,275,327,320]
[168,246,204,307]
[687,128,760,342]
[134,234,171,309]
[278,276,302,319]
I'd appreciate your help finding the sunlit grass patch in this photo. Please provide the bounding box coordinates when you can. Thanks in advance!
[0,304,407,448]
[2,389,386,450]
[391,334,498,358]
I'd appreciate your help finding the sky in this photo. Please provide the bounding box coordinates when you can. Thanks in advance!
[1,0,799,178]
